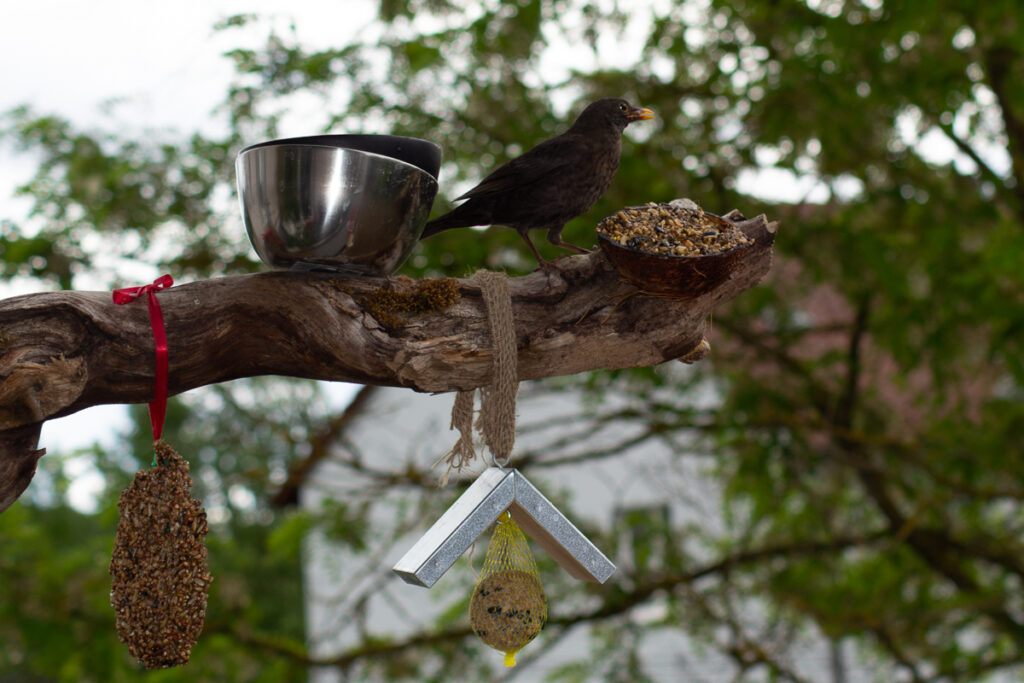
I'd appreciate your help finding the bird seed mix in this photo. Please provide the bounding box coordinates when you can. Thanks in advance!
[469,514,547,666]
[469,569,548,653]
[110,440,212,669]
[598,203,752,256]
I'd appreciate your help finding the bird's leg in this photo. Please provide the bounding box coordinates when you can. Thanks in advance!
[518,230,552,266]
[546,226,591,254]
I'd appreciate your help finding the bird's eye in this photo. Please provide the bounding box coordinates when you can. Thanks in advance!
[618,102,628,112]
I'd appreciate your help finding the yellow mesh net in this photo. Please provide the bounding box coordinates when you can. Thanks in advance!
[469,512,547,667]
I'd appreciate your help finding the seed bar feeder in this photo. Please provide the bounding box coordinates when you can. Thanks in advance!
[393,467,616,588]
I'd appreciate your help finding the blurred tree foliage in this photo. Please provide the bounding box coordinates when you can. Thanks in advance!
[3,0,1024,680]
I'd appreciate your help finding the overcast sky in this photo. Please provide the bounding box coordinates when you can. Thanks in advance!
[0,1,384,219]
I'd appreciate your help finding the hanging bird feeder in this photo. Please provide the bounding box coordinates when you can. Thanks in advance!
[393,270,616,667]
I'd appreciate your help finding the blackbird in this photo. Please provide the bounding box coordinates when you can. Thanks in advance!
[421,98,655,264]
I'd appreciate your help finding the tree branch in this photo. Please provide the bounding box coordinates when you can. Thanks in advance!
[271,385,380,507]
[0,211,776,511]
[720,297,1024,640]
[982,46,1024,219]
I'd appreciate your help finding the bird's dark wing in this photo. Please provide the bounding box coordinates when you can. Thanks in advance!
[454,134,580,200]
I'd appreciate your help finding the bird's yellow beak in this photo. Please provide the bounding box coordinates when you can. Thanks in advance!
[628,107,656,121]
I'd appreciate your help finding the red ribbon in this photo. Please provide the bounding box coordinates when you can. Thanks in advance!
[113,274,174,441]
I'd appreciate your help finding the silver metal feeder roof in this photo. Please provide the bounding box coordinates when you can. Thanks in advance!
[393,467,616,588]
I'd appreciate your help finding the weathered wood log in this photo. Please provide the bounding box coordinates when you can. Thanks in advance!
[0,210,775,511]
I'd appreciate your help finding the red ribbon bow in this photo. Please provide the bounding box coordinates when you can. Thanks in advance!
[113,274,174,441]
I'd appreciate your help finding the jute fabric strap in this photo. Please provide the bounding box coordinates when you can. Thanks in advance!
[439,270,519,482]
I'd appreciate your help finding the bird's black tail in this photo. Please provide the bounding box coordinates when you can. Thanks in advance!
[420,202,488,239]
[420,215,458,239]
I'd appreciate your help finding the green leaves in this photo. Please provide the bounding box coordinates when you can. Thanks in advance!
[5,0,1024,679]
[402,39,443,73]
[1,107,249,286]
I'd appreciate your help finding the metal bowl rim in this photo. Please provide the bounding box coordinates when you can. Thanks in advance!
[239,134,441,156]
[236,143,438,182]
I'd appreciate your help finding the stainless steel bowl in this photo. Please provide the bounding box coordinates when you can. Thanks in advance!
[237,143,439,275]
